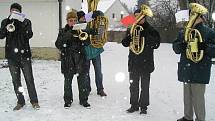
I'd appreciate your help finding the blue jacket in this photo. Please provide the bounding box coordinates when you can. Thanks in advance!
[173,23,215,84]
[84,45,104,60]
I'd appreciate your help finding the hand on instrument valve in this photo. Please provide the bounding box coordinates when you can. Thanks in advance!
[180,42,187,50]
[198,42,207,50]
[122,34,132,47]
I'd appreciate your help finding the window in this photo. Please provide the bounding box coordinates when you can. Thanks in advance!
[112,13,115,18]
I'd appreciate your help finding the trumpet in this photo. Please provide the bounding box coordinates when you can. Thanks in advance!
[73,30,88,41]
[6,21,15,32]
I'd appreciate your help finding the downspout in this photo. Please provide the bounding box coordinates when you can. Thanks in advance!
[58,0,63,30]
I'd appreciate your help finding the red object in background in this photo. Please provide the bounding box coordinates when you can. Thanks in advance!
[120,15,136,27]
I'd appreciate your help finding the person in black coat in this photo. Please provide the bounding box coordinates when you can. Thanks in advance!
[55,11,90,108]
[121,9,160,114]
[173,14,215,121]
[0,3,39,110]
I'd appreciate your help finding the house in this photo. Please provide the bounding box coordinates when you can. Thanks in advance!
[0,0,82,47]
[81,0,130,29]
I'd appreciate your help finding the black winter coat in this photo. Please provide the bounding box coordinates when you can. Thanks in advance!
[0,18,33,60]
[122,21,160,74]
[173,23,215,84]
[55,24,88,74]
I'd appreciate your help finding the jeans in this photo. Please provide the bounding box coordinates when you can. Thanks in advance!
[87,54,104,92]
[8,59,38,105]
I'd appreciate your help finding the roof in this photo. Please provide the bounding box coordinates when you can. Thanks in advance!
[81,0,116,13]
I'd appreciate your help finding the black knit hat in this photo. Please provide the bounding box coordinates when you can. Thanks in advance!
[134,9,141,14]
[77,11,85,20]
[10,3,22,12]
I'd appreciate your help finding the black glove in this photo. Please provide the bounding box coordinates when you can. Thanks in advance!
[180,42,187,50]
[86,28,98,35]
[198,42,207,50]
[122,34,132,47]
[92,10,104,19]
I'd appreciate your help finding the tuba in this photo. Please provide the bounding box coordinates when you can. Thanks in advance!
[129,4,153,55]
[87,0,109,48]
[184,3,208,63]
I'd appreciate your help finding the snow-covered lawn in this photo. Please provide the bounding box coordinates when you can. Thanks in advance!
[0,43,214,121]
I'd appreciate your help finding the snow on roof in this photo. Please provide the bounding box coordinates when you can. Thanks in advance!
[81,0,116,13]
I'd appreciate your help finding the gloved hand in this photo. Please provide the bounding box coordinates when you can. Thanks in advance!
[180,42,187,50]
[198,42,207,50]
[92,10,104,19]
[86,28,98,35]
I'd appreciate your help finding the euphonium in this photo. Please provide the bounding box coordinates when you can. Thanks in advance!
[6,21,15,32]
[130,4,153,55]
[184,3,208,63]
[87,0,109,48]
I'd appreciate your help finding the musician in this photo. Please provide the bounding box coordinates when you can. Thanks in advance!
[121,8,160,114]
[173,4,215,121]
[55,11,90,108]
[77,10,107,97]
[0,3,40,110]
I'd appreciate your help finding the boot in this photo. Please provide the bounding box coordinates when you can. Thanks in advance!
[64,103,71,109]
[126,106,139,113]
[97,90,107,96]
[140,106,147,114]
[13,103,25,111]
[177,117,193,121]
[80,101,91,108]
[32,103,40,110]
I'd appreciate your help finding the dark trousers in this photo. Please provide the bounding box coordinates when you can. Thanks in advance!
[8,59,38,105]
[86,54,104,92]
[64,72,89,104]
[129,72,150,108]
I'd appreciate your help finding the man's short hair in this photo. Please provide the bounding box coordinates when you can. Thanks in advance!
[66,11,77,20]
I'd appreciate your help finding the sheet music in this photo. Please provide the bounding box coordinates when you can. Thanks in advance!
[72,23,88,30]
[9,11,26,22]
[175,10,189,23]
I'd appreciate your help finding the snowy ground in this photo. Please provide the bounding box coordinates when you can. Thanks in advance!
[0,43,215,121]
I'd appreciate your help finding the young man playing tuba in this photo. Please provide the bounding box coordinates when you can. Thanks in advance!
[121,6,160,114]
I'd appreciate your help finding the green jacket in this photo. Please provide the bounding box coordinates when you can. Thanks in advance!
[84,45,104,60]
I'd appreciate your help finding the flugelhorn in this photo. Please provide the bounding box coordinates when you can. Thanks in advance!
[6,21,15,32]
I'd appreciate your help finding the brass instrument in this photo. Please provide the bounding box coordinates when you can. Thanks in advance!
[184,3,208,63]
[87,0,109,48]
[6,21,15,32]
[130,4,153,55]
[73,30,88,41]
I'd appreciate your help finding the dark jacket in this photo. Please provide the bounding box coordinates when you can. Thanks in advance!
[0,18,33,60]
[122,21,160,74]
[55,24,88,74]
[173,23,215,84]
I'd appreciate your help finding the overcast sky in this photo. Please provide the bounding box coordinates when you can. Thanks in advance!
[120,0,137,10]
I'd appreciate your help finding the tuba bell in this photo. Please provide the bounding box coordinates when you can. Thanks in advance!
[6,21,15,32]
[129,4,153,55]
[184,3,208,63]
[87,0,109,48]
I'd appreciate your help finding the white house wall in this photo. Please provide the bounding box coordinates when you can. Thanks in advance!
[0,0,82,47]
[105,0,129,28]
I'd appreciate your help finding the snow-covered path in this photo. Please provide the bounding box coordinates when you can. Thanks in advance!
[0,43,214,121]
